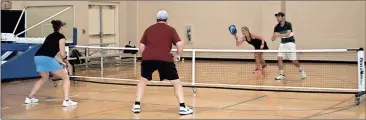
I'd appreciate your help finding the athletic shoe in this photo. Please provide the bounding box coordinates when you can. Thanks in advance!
[25,97,39,104]
[300,69,307,80]
[179,106,193,115]
[132,104,140,113]
[63,105,77,112]
[253,69,262,75]
[62,99,78,107]
[275,74,285,80]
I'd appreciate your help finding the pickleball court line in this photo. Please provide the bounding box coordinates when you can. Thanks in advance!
[1,90,358,112]
[1,81,362,119]
[307,99,365,119]
[0,92,355,119]
[303,96,355,118]
[220,95,267,109]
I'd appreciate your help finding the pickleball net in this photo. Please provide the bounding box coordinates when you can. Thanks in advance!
[68,46,365,104]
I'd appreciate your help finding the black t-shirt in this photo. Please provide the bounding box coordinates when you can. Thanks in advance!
[274,21,295,43]
[35,32,65,57]
[245,36,268,50]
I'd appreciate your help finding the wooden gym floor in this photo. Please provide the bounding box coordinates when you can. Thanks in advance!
[1,61,365,119]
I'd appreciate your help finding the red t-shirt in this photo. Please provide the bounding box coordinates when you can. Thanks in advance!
[140,23,181,62]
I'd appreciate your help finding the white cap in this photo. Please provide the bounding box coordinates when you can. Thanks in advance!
[156,10,168,20]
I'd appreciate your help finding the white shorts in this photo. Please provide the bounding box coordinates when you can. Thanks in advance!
[278,42,297,60]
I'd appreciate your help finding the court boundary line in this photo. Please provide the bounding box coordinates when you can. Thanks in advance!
[1,93,300,119]
[2,85,362,119]
[2,92,357,112]
[221,95,267,109]
[303,96,355,119]
[73,104,130,119]
[305,98,366,119]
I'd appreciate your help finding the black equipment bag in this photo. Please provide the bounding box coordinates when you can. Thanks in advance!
[123,41,138,54]
[69,49,86,64]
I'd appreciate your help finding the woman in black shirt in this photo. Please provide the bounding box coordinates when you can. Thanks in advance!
[234,26,269,75]
[25,20,77,107]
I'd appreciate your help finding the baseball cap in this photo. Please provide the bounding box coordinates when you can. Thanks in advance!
[275,12,285,17]
[156,10,168,20]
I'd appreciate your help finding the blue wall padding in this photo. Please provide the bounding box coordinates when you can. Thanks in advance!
[1,45,41,80]
[73,27,77,45]
[66,27,77,46]
[1,43,30,52]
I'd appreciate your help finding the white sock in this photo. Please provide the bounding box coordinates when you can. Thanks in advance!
[279,70,284,75]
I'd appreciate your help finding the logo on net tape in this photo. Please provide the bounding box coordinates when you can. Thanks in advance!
[360,57,364,87]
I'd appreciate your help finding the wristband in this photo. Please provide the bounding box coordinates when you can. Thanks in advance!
[175,55,181,61]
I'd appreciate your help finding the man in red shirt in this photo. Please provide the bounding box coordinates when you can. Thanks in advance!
[132,10,193,115]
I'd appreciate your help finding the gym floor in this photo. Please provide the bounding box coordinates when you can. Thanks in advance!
[1,61,365,119]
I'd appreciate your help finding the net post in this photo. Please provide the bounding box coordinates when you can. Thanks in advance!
[356,48,365,105]
[192,50,197,94]
[85,48,89,68]
[134,54,137,67]
[118,49,122,65]
[99,5,104,70]
[100,48,104,70]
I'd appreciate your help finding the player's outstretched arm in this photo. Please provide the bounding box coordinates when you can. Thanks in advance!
[235,35,245,46]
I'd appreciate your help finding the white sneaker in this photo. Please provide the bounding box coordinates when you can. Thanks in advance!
[132,104,140,113]
[275,74,285,80]
[300,69,307,80]
[25,97,39,104]
[62,99,78,107]
[179,106,193,115]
